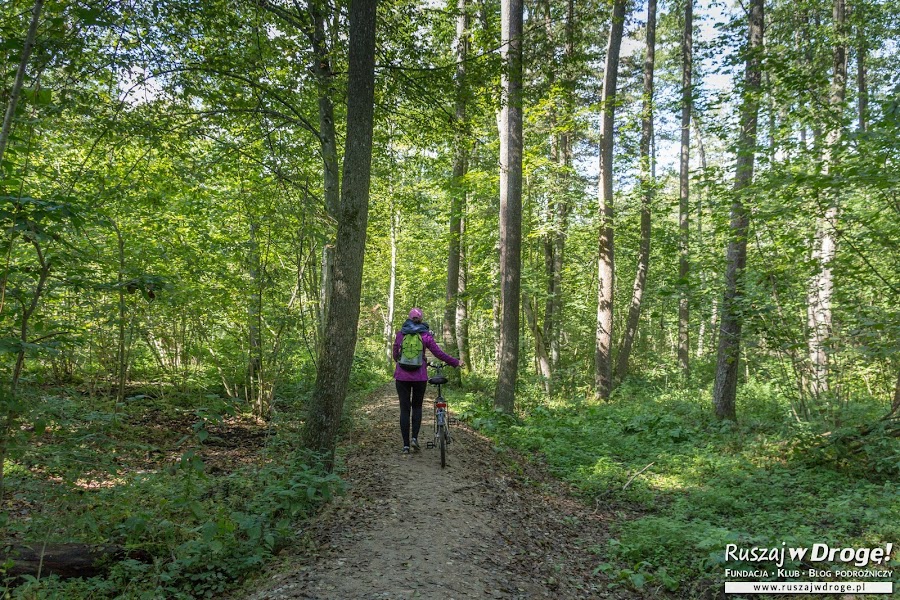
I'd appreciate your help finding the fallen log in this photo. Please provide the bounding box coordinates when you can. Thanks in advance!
[820,417,900,456]
[1,543,153,579]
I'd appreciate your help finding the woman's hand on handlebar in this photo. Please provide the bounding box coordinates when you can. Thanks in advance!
[428,360,463,368]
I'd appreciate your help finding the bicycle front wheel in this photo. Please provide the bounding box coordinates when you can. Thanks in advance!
[438,424,446,468]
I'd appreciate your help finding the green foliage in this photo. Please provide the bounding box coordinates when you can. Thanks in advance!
[0,0,898,595]
[1,389,345,598]
[457,373,899,595]
[804,419,900,478]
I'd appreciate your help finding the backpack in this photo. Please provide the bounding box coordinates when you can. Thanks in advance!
[397,333,425,370]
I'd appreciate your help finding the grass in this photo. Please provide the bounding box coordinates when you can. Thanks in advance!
[456,372,900,597]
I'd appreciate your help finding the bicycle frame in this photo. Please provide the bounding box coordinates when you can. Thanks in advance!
[427,361,451,467]
[434,394,448,432]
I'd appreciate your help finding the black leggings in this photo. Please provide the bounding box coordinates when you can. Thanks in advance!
[396,380,427,447]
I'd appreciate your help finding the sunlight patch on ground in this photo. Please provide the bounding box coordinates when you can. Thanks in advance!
[645,472,689,492]
[44,473,128,490]
[3,460,29,477]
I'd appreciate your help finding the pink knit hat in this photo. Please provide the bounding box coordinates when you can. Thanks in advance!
[409,307,423,319]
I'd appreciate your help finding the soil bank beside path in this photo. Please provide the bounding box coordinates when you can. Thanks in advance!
[246,385,638,599]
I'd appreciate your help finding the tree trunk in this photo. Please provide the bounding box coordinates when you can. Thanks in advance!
[809,12,826,151]
[384,206,397,368]
[302,0,377,468]
[806,0,847,402]
[546,200,567,379]
[892,370,900,416]
[248,219,265,416]
[524,294,551,391]
[543,0,575,383]
[492,244,500,363]
[540,0,559,391]
[318,243,333,352]
[444,0,468,382]
[766,72,777,159]
[307,2,340,344]
[11,239,49,393]
[713,0,763,421]
[495,0,524,413]
[1,236,50,502]
[616,0,656,383]
[114,222,127,410]
[694,118,709,359]
[456,215,471,367]
[678,0,693,379]
[856,22,867,133]
[594,0,627,400]
[0,0,44,168]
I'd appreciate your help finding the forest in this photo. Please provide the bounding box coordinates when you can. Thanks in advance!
[0,0,897,597]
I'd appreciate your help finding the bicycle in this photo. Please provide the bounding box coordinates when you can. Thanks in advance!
[426,361,452,468]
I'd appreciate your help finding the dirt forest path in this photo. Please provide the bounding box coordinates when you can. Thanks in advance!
[247,385,637,599]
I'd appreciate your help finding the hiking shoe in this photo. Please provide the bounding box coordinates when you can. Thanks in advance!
[411,438,420,452]
[402,446,410,454]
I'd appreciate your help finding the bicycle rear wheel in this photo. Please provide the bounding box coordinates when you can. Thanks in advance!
[438,424,446,468]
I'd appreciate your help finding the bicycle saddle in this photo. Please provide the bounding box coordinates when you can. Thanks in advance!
[429,376,448,385]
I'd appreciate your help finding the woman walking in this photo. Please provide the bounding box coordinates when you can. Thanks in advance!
[393,308,462,454]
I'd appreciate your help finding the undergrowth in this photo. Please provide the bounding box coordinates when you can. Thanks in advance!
[0,360,383,599]
[456,372,900,597]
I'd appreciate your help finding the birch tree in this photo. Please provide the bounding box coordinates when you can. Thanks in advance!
[806,0,847,402]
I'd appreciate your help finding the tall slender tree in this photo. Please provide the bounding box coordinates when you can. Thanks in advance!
[302,0,378,466]
[595,0,627,400]
[456,217,470,367]
[693,119,712,359]
[495,0,524,413]
[0,0,46,504]
[444,0,468,382]
[678,0,693,379]
[0,0,44,169]
[247,218,264,415]
[306,1,341,347]
[806,0,847,402]
[259,0,341,351]
[530,0,556,393]
[543,0,576,390]
[384,186,398,367]
[616,0,656,382]
[856,24,867,133]
[713,0,764,420]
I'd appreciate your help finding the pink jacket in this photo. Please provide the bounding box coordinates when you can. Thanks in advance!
[393,331,460,382]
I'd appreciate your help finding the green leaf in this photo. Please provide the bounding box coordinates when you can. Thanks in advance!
[73,6,112,27]
[21,87,51,106]
[628,572,646,589]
